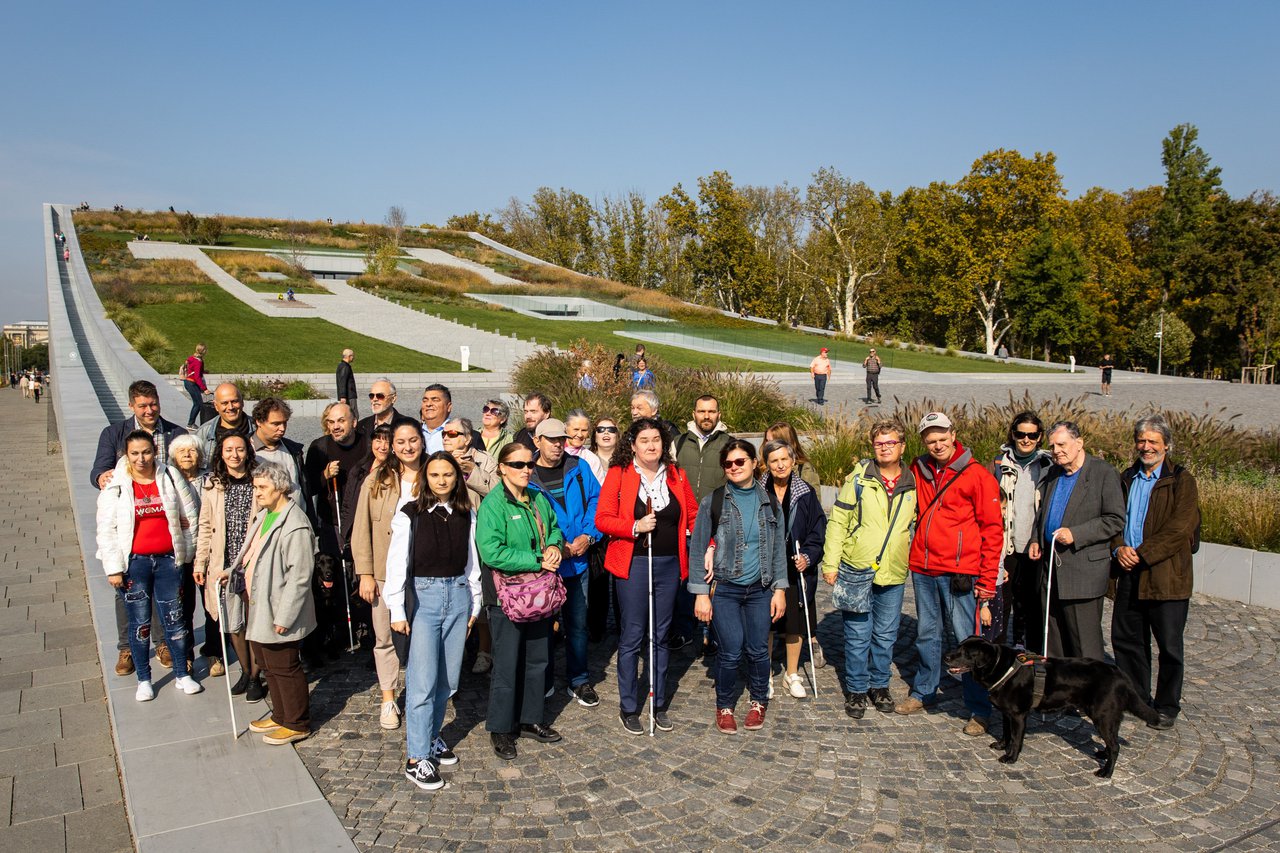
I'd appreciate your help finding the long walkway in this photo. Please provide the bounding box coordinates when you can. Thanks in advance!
[0,392,131,852]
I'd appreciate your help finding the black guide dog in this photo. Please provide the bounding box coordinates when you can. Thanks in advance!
[943,637,1162,778]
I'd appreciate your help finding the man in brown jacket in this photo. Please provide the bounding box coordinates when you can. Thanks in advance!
[1110,414,1200,731]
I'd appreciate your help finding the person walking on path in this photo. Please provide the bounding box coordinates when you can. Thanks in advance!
[1027,421,1126,660]
[386,451,482,789]
[823,420,916,719]
[862,348,883,404]
[238,462,317,745]
[181,343,208,429]
[96,430,202,701]
[1110,414,1200,731]
[29,372,42,403]
[475,443,566,760]
[336,348,358,419]
[688,439,788,734]
[1099,354,1116,397]
[809,347,832,405]
[595,417,698,735]
[896,412,1001,737]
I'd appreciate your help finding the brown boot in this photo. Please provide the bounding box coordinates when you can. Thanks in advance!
[115,649,134,676]
[155,643,173,669]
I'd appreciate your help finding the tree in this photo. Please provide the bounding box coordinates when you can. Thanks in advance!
[385,206,407,246]
[445,211,507,240]
[196,215,224,246]
[800,168,897,334]
[597,191,654,288]
[1005,227,1089,361]
[743,183,807,324]
[1066,188,1147,360]
[1130,312,1193,371]
[176,211,200,243]
[19,343,49,372]
[1152,123,1222,299]
[364,239,400,276]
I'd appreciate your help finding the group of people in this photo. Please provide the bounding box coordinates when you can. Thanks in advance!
[88,350,1197,793]
[10,369,46,402]
[808,346,884,406]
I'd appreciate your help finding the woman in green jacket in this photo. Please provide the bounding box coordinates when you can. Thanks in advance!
[475,443,566,761]
[821,420,917,721]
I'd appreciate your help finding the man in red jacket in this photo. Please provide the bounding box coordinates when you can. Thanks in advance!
[896,412,1003,737]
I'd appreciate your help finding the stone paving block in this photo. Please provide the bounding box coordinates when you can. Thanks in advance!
[0,618,36,638]
[0,632,46,656]
[43,626,97,650]
[0,814,65,852]
[77,756,123,809]
[37,610,93,634]
[55,732,115,767]
[27,601,68,621]
[20,681,84,712]
[66,802,132,853]
[0,688,19,716]
[32,661,101,688]
[82,678,104,703]
[0,709,61,750]
[63,643,99,666]
[0,742,57,775]
[10,764,82,823]
[0,774,10,825]
[0,672,32,692]
[0,647,66,675]
[60,703,111,741]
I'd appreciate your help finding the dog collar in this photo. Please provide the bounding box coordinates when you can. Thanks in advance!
[988,652,1044,691]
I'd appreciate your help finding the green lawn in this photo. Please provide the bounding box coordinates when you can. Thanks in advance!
[129,285,466,373]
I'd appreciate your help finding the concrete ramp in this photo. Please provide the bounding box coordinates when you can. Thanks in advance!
[403,247,524,286]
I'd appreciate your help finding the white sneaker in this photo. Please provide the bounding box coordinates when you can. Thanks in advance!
[767,676,775,700]
[784,672,808,699]
[471,651,492,674]
[380,700,401,730]
[175,675,204,695]
[136,681,155,702]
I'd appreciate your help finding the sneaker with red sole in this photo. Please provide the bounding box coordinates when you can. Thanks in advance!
[744,701,766,730]
[715,708,738,735]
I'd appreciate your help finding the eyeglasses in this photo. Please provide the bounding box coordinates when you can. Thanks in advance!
[502,460,533,470]
[368,392,387,400]
[873,440,901,449]
[481,405,502,414]
[722,458,751,470]
[595,426,619,434]
[1015,430,1042,440]
[442,430,465,439]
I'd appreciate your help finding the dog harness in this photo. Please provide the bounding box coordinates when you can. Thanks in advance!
[988,651,1046,692]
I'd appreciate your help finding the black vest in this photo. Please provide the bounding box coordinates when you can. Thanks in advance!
[402,503,471,578]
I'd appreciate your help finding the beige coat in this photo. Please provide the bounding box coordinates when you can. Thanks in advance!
[195,476,257,619]
[351,472,404,581]
[460,448,499,508]
[234,502,317,644]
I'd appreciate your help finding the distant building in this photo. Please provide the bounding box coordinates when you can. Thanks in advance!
[4,321,50,347]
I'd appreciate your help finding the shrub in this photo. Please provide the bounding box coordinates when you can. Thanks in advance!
[229,377,324,400]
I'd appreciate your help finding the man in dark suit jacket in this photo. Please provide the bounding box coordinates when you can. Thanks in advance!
[354,378,420,448]
[90,380,188,489]
[1028,420,1125,659]
[336,348,358,419]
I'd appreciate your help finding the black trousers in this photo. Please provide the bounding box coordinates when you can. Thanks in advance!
[1046,590,1105,660]
[865,373,881,401]
[1111,572,1189,716]
[1004,551,1040,648]
[486,606,551,733]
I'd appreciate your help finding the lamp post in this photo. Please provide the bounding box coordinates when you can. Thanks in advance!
[1156,307,1165,376]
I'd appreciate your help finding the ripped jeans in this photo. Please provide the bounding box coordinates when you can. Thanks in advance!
[119,553,189,682]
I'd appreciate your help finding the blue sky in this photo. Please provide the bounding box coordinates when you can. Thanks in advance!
[2,1,1276,321]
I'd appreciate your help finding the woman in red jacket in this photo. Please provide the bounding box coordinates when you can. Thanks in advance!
[595,417,697,735]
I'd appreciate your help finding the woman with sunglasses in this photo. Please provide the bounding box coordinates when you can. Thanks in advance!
[595,418,698,735]
[475,443,565,760]
[479,399,514,456]
[689,440,787,734]
[991,411,1052,648]
[591,417,620,469]
[352,422,424,731]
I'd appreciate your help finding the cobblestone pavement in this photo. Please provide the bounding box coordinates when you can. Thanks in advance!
[297,576,1280,852]
[0,392,133,852]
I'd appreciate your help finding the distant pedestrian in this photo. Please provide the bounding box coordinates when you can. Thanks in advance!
[19,372,29,398]
[1099,354,1116,396]
[612,353,626,379]
[862,348,883,404]
[180,343,208,429]
[336,348,358,419]
[631,357,655,390]
[30,374,41,403]
[578,360,596,391]
[810,347,832,405]
[997,344,1010,362]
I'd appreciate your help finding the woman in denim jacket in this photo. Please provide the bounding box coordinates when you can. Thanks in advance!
[689,439,787,734]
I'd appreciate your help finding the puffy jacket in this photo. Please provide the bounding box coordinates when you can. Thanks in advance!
[1110,462,1200,601]
[821,460,917,586]
[909,443,1004,595]
[475,485,566,608]
[688,482,788,594]
[595,464,698,581]
[528,456,601,578]
[95,457,198,575]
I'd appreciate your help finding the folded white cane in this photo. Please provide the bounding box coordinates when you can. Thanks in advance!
[216,583,238,740]
[795,540,820,697]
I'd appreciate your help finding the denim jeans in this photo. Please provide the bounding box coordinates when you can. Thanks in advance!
[841,582,905,693]
[547,570,589,691]
[183,379,203,425]
[710,581,772,708]
[909,573,991,717]
[404,575,470,761]
[615,556,679,715]
[119,553,189,682]
[813,373,828,402]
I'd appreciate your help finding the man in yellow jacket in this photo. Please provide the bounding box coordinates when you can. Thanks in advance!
[822,420,917,720]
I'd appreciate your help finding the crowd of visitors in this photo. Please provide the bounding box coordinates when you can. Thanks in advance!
[85,349,1196,790]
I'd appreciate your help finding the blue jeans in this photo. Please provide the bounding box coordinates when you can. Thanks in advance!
[119,553,189,682]
[405,576,470,761]
[910,573,991,717]
[841,582,905,693]
[183,380,203,425]
[813,373,828,402]
[547,570,590,690]
[615,555,679,715]
[710,581,772,708]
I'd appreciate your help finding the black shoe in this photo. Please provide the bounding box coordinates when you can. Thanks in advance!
[1148,712,1176,730]
[568,683,600,708]
[654,710,673,732]
[844,692,867,720]
[230,670,251,696]
[619,712,643,736]
[491,732,517,761]
[868,687,895,714]
[702,638,718,657]
[667,633,690,651]
[519,723,562,743]
[245,675,266,704]
[405,759,444,790]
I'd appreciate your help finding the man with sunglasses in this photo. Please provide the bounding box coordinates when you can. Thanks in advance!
[356,378,420,449]
[862,348,883,404]
[990,412,1053,648]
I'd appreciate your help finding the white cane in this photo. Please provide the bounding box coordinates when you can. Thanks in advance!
[647,542,656,738]
[216,583,238,740]
[331,477,356,652]
[1042,537,1058,656]
[795,540,819,697]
